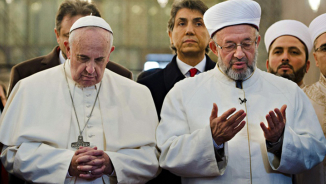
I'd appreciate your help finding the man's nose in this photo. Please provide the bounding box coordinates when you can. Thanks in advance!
[86,61,95,74]
[281,52,290,62]
[233,45,245,59]
[185,24,195,35]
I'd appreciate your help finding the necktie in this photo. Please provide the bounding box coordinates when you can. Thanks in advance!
[189,68,198,77]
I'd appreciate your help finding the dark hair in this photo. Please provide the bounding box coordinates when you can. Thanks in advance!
[55,0,101,34]
[268,37,309,62]
[168,0,209,53]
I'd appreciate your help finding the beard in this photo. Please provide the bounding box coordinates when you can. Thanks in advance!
[268,62,307,84]
[218,49,258,80]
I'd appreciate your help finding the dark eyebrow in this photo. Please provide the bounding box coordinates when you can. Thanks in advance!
[178,18,188,22]
[193,17,203,22]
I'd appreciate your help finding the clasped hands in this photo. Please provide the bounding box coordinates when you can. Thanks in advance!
[210,103,287,145]
[69,146,113,180]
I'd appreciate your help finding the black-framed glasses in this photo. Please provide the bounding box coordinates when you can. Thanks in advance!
[315,44,326,53]
[213,37,257,53]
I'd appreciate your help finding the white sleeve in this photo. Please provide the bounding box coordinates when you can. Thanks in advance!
[157,88,227,177]
[1,142,74,183]
[267,88,326,174]
[105,145,160,183]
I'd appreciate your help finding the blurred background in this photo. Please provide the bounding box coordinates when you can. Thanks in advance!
[0,0,325,87]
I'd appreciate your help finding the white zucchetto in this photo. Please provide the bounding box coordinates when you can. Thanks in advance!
[309,13,326,43]
[203,0,261,38]
[70,15,113,34]
[264,20,312,53]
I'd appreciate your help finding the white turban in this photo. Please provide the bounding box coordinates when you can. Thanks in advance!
[264,20,312,53]
[309,13,326,44]
[70,15,113,34]
[203,0,261,38]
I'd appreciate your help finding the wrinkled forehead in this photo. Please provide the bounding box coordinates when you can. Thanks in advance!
[215,25,257,42]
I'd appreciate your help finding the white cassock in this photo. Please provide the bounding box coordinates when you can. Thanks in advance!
[0,62,159,184]
[295,74,326,184]
[157,65,326,184]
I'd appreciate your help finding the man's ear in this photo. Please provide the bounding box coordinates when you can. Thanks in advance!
[168,31,173,45]
[54,28,60,44]
[313,52,320,67]
[209,40,218,56]
[64,41,70,59]
[266,59,270,71]
[305,60,311,73]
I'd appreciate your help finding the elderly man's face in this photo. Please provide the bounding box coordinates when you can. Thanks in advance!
[65,28,114,87]
[169,8,210,57]
[55,15,83,59]
[314,32,326,77]
[266,36,309,85]
[210,25,260,80]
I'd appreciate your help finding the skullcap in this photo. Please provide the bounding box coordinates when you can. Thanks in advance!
[309,13,326,43]
[70,15,113,34]
[203,0,261,38]
[264,20,312,53]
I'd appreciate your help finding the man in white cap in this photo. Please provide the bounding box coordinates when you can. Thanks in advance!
[0,16,159,183]
[156,0,326,183]
[137,0,215,183]
[265,20,312,88]
[297,13,326,184]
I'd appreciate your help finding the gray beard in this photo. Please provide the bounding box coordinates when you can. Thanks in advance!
[218,50,258,80]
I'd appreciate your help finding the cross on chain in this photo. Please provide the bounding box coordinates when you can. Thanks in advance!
[71,135,90,149]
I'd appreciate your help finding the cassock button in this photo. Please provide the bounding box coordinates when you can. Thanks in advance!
[86,104,91,108]
[87,125,92,128]
[86,94,91,97]
[88,134,94,138]
[87,114,91,118]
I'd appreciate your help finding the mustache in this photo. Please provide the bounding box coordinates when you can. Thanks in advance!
[277,63,294,71]
[229,58,248,65]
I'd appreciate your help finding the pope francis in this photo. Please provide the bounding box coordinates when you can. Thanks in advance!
[0,16,159,183]
[156,0,326,183]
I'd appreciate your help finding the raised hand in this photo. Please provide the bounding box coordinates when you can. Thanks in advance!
[210,103,246,145]
[260,105,287,143]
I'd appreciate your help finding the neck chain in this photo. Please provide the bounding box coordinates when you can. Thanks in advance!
[63,61,102,148]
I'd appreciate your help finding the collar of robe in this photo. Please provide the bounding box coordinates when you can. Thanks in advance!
[216,64,255,89]
[63,61,102,137]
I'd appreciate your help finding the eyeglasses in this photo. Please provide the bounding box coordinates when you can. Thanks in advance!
[213,37,257,53]
[315,44,326,52]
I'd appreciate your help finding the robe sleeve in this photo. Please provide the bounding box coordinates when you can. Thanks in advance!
[267,88,326,174]
[157,87,227,177]
[105,145,160,183]
[1,143,74,183]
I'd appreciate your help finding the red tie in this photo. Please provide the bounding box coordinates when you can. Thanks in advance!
[189,68,198,77]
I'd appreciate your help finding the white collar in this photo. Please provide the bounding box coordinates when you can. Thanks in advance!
[176,56,206,77]
[59,50,66,64]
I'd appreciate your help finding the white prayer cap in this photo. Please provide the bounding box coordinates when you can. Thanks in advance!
[309,13,326,43]
[203,0,261,38]
[264,20,312,53]
[69,15,113,34]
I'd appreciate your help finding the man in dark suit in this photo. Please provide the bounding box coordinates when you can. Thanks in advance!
[137,0,215,183]
[7,0,132,96]
[4,1,132,183]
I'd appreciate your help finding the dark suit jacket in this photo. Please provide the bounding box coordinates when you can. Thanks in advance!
[137,55,216,184]
[8,46,133,96]
[6,46,133,184]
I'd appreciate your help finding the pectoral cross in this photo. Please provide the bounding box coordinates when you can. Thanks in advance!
[71,135,90,149]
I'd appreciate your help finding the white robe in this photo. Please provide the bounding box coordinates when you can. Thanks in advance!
[157,65,326,184]
[0,63,160,183]
[295,74,326,184]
